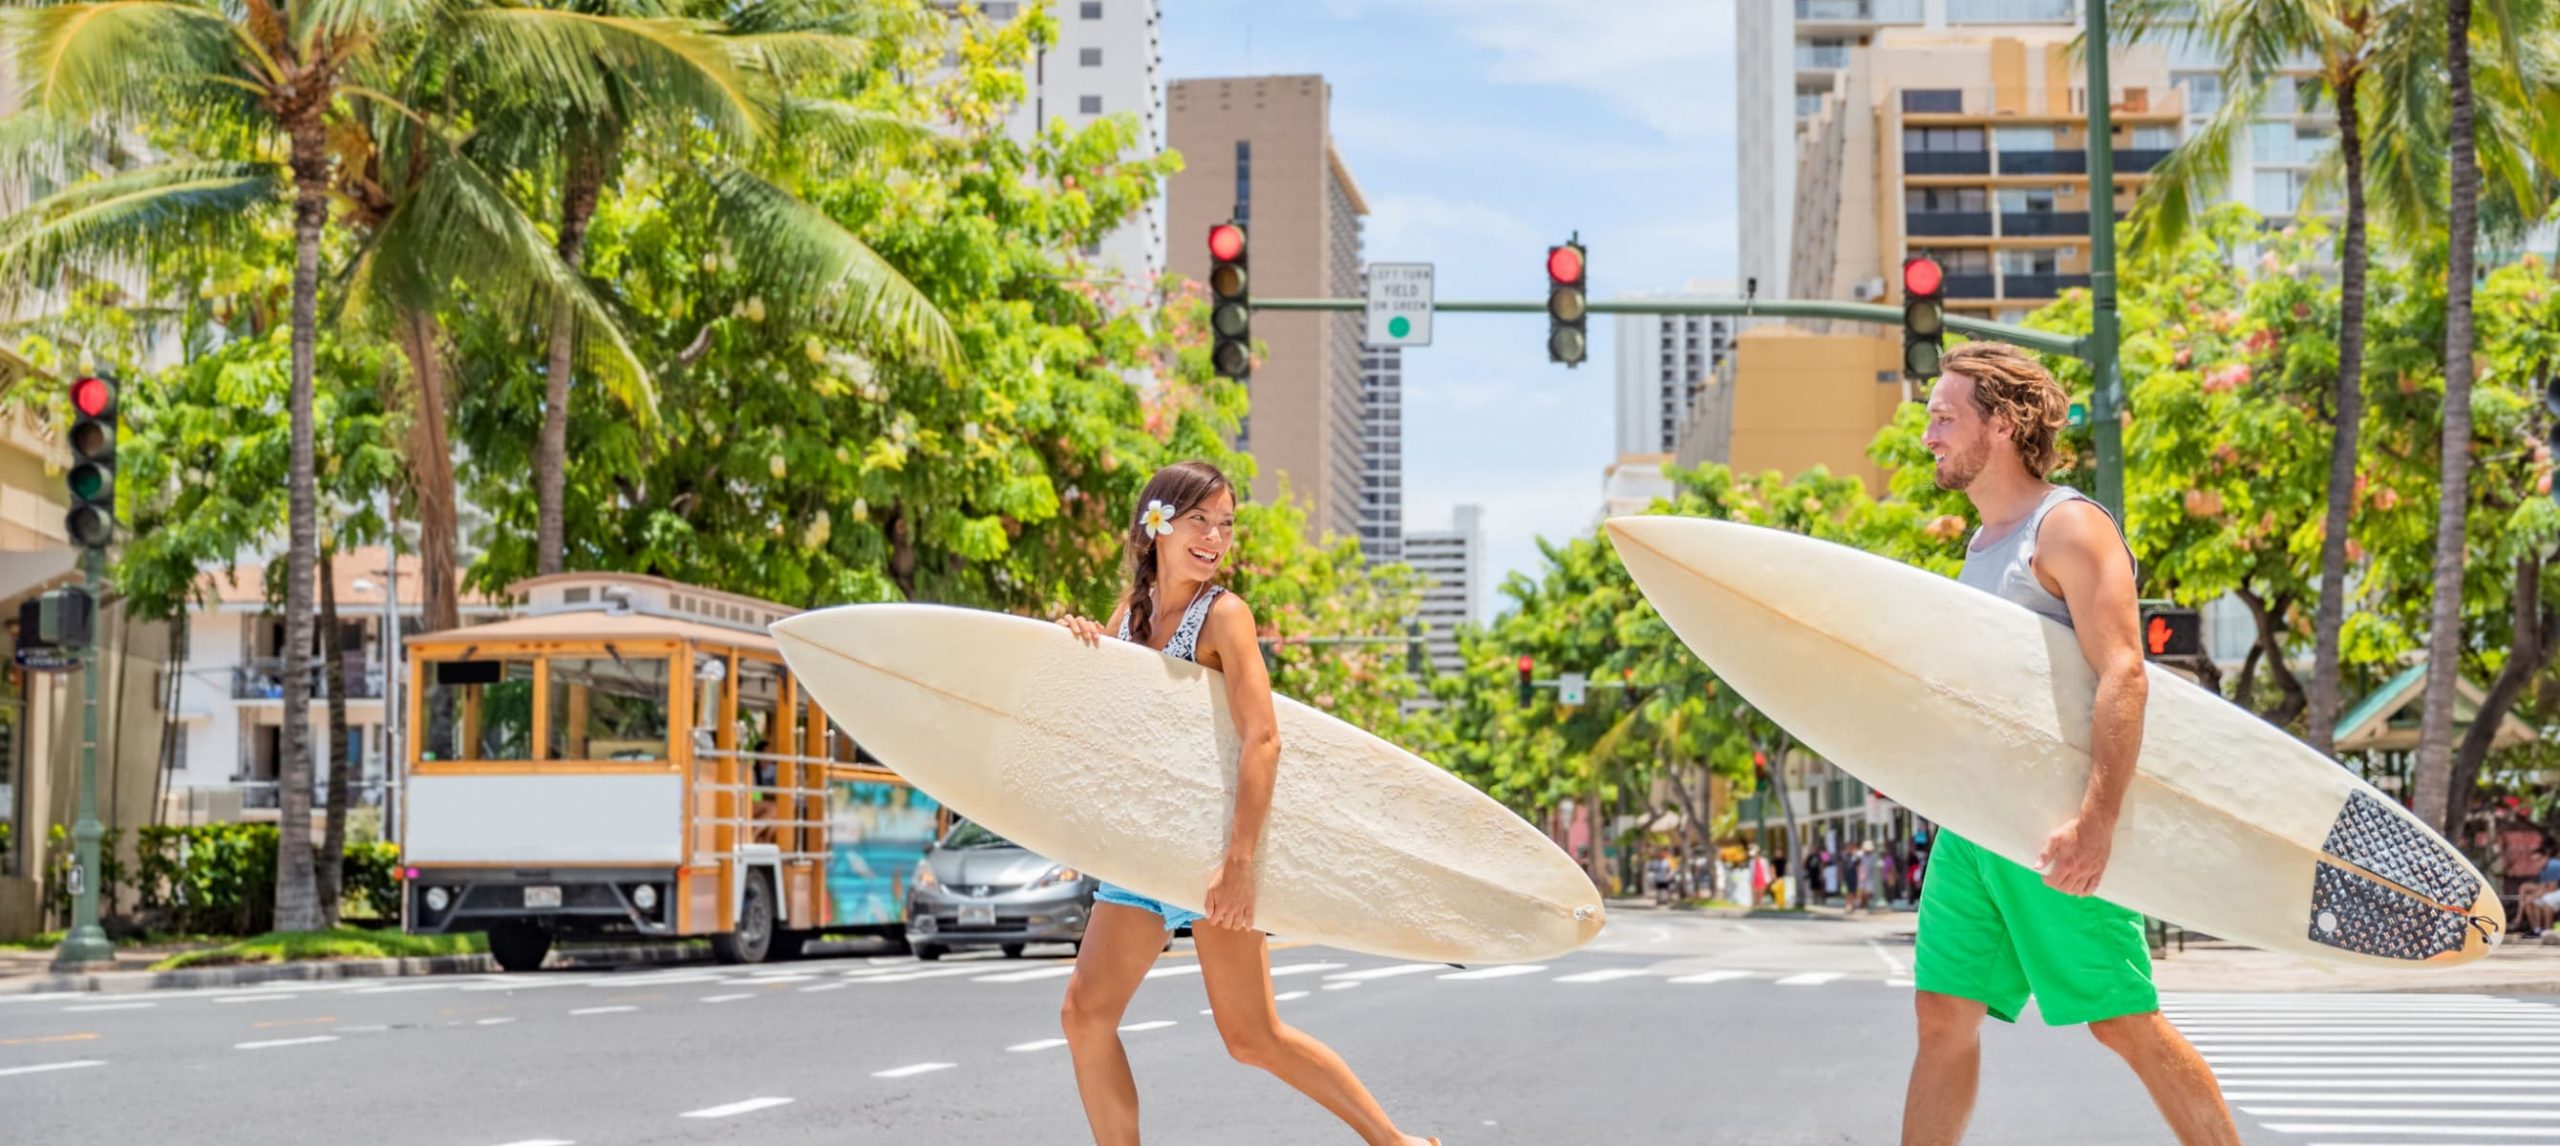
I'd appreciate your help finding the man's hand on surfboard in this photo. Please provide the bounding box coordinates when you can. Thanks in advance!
[1203,851,1258,931]
[2038,813,2115,896]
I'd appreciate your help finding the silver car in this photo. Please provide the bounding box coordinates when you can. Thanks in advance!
[906,820,1097,960]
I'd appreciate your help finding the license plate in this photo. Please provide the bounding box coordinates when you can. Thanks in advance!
[524,886,562,909]
[959,903,995,927]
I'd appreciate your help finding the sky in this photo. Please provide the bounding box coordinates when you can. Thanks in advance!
[1159,0,1742,622]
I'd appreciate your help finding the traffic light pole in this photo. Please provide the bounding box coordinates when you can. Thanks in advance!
[2082,0,2127,522]
[53,546,112,968]
[1252,297,2086,361]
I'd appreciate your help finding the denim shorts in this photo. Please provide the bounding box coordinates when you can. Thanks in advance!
[1094,882,1205,932]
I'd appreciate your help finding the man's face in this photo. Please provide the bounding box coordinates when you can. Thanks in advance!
[1923,372,2000,492]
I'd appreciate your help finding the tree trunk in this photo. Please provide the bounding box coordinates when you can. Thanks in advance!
[2307,66,2371,760]
[537,144,605,576]
[888,506,921,600]
[2234,639,2263,713]
[153,612,188,827]
[274,110,328,935]
[1585,770,1609,894]
[318,544,351,926]
[397,308,463,634]
[2238,587,2308,726]
[2415,0,2480,836]
[2449,551,2553,839]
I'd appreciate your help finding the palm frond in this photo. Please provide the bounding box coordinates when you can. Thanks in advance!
[778,98,929,162]
[0,159,280,302]
[0,110,109,185]
[2360,5,2448,246]
[2128,76,2259,255]
[359,144,654,419]
[454,9,768,146]
[4,2,239,123]
[705,165,961,372]
[295,0,448,44]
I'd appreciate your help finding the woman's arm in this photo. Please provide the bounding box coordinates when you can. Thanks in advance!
[1059,596,1130,647]
[1199,593,1278,932]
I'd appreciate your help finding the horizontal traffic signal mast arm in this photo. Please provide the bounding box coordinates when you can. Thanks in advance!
[1250,297,2085,360]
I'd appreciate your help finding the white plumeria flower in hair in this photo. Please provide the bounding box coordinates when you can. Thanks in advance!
[1141,499,1177,538]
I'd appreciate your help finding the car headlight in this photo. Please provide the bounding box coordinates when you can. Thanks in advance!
[1031,864,1081,889]
[912,861,940,892]
[424,886,451,912]
[632,884,659,911]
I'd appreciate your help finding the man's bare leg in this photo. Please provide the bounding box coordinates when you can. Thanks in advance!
[2090,1012,2241,1146]
[1901,991,1985,1146]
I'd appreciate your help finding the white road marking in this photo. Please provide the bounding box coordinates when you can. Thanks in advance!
[1007,1039,1068,1052]
[570,1006,636,1016]
[0,1060,105,1078]
[1888,978,1916,988]
[1733,922,1761,935]
[870,1063,956,1080]
[1144,965,1203,980]
[798,982,851,993]
[2214,1068,2560,1080]
[1267,963,1348,978]
[974,966,1077,983]
[587,973,722,989]
[353,983,460,995]
[235,1036,339,1050]
[1274,990,1310,1001]
[1866,940,1906,974]
[1552,969,1649,985]
[1324,964,1445,982]
[2225,1092,2560,1104]
[727,975,817,986]
[62,1003,152,1013]
[1323,982,1361,991]
[1118,1021,1176,1033]
[2269,1129,2560,1140]
[854,966,1011,984]
[490,1140,576,1146]
[1441,965,1547,981]
[2208,1054,2556,1065]
[1775,972,1843,987]
[680,1097,795,1118]
[1667,970,1755,985]
[700,994,753,1004]
[213,995,296,1005]
[476,1018,516,1026]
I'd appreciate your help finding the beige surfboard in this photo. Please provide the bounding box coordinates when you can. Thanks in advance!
[1606,515,2503,968]
[770,604,1606,964]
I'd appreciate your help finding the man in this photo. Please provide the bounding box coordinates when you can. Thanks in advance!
[2518,843,2560,937]
[1902,343,2238,1146]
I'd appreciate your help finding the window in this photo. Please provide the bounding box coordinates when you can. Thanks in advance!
[1081,1,1103,16]
[1995,187,2062,212]
[1905,187,1985,212]
[1901,126,1984,152]
[1999,249,2061,274]
[423,658,537,762]
[1995,126,2057,154]
[2175,73,2222,116]
[1079,47,1102,67]
[1233,140,1252,226]
[2128,125,2178,149]
[1078,94,1102,115]
[982,1,1019,18]
[1901,89,1963,113]
[546,657,672,761]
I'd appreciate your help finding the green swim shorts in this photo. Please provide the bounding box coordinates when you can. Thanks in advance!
[1912,828,2158,1026]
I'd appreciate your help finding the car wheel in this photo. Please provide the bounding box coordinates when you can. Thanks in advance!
[1000,943,1026,959]
[488,921,552,973]
[914,943,944,962]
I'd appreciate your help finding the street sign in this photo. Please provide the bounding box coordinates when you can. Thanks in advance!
[13,646,78,674]
[1558,672,1587,707]
[1364,262,1433,348]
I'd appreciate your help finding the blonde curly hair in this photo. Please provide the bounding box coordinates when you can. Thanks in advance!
[1942,342,2071,478]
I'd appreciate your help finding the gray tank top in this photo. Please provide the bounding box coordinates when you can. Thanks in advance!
[1955,485,2132,630]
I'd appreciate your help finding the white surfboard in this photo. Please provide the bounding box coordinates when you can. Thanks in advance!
[1606,515,2504,968]
[770,604,1606,964]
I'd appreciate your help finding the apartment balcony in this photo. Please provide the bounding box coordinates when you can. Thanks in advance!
[1903,151,1991,176]
[2113,148,2173,173]
[1796,44,1851,70]
[1898,86,2183,120]
[1906,211,1994,237]
[2000,211,2090,237]
[2002,273,2093,299]
[1999,149,2087,175]
[1796,0,1924,21]
[232,660,386,701]
[1941,274,1998,298]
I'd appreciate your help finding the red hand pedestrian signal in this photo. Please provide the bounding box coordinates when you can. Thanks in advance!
[2147,615,2171,656]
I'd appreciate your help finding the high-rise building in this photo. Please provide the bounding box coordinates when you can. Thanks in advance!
[1358,339,1403,564]
[949,0,1168,286]
[1402,505,1482,677]
[1612,282,1739,458]
[1167,75,1371,540]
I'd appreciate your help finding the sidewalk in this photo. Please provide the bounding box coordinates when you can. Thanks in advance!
[0,938,706,997]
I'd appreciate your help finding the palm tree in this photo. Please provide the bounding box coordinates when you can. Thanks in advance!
[2118,0,2393,759]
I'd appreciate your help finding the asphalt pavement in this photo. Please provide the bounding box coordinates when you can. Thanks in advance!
[3,913,2550,1144]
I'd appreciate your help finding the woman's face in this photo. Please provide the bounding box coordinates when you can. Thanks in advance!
[1156,488,1237,581]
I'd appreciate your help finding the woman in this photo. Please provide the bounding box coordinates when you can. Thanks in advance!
[1055,460,1437,1146]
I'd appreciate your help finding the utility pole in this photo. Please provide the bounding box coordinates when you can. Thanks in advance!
[53,547,112,968]
[2083,0,2127,522]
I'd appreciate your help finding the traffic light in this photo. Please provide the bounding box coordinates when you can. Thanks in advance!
[1622,667,1639,712]
[2140,606,2202,660]
[65,374,115,551]
[1208,222,1250,380]
[1546,238,1587,366]
[1902,255,1945,380]
[17,588,92,649]
[1516,654,1534,706]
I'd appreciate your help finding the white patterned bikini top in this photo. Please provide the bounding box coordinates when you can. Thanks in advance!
[1118,584,1225,663]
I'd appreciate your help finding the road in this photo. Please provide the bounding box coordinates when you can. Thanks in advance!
[4,913,2550,1144]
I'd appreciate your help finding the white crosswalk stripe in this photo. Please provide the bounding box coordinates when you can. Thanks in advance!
[2167,991,2560,1145]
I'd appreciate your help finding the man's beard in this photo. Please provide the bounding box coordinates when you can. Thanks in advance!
[1934,440,1989,491]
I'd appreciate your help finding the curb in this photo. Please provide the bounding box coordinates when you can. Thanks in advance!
[0,941,710,997]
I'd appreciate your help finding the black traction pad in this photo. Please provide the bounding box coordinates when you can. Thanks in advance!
[2319,791,2483,907]
[2307,861,2474,961]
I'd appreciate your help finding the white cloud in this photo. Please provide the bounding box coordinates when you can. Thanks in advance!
[1361,191,1546,263]
[1353,0,1740,140]
[1331,108,1714,177]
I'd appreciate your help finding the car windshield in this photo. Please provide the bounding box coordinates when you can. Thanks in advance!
[939,820,1015,850]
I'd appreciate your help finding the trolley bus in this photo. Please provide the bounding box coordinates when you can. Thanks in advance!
[397,573,945,970]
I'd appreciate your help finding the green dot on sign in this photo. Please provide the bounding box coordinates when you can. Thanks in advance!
[1388,315,1411,339]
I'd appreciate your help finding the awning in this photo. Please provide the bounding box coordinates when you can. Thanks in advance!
[0,548,80,607]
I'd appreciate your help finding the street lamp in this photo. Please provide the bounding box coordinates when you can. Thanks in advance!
[351,562,401,842]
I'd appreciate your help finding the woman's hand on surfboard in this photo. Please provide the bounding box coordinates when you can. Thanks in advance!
[1058,613,1107,647]
[1203,852,1258,931]
[2037,814,2114,896]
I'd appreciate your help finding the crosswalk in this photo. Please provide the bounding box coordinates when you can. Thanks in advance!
[2169,992,2560,1145]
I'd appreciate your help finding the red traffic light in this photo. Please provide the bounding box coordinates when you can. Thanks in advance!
[71,376,112,418]
[1546,244,1584,285]
[1516,655,1534,673]
[1208,223,1245,262]
[1902,256,1943,298]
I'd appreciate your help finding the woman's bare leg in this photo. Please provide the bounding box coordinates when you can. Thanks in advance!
[1062,903,1170,1145]
[1194,924,1433,1146]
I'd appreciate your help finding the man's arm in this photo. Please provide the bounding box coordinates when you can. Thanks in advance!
[2034,500,2149,896]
